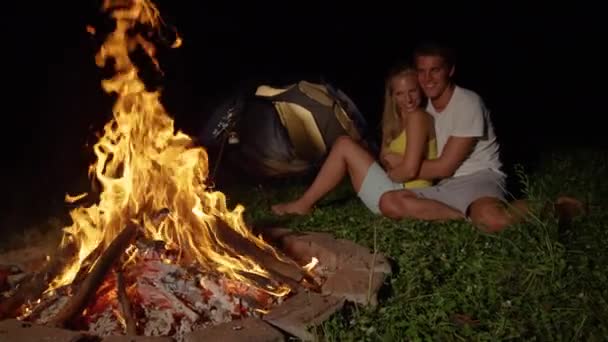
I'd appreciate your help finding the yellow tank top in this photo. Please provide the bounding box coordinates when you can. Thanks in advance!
[387,131,437,189]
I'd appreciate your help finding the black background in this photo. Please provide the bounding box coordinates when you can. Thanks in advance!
[0,1,604,229]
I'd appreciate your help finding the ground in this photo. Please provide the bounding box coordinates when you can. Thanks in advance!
[2,148,607,341]
[226,147,608,341]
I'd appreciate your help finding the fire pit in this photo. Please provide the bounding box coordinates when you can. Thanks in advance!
[0,1,391,341]
[0,226,391,341]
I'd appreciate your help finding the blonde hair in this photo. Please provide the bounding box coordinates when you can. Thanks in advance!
[381,64,418,149]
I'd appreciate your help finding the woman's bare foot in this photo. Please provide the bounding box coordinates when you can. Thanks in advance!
[270,200,313,216]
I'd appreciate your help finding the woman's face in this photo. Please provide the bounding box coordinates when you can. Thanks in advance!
[390,73,422,114]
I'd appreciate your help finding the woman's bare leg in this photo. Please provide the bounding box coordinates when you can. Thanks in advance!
[271,136,375,215]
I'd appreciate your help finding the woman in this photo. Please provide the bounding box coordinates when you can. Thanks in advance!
[271,64,437,215]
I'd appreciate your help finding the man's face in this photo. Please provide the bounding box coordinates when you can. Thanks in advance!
[415,54,454,100]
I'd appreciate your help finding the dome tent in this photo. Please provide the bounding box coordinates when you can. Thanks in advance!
[198,79,374,180]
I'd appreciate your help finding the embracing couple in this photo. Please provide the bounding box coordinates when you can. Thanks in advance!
[271,41,568,233]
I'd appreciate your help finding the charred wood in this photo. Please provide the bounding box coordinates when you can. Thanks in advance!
[0,242,77,319]
[215,220,314,292]
[116,271,137,335]
[49,223,139,328]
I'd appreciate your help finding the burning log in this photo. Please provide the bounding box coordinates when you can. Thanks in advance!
[103,0,137,14]
[0,242,77,319]
[49,223,139,328]
[0,0,329,336]
[116,271,137,335]
[68,207,167,288]
[215,220,316,292]
[0,265,25,292]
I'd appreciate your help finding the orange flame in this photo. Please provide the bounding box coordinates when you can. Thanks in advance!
[50,0,291,298]
[303,257,319,272]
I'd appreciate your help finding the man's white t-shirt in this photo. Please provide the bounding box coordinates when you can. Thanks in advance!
[426,85,503,178]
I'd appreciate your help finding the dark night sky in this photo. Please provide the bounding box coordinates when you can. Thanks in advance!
[0,2,604,228]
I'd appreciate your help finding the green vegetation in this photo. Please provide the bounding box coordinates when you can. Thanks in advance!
[226,148,608,341]
[3,148,605,341]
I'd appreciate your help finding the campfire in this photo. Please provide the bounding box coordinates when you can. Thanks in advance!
[0,1,393,340]
[0,0,324,339]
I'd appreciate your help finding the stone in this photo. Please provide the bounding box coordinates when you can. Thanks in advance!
[333,238,392,275]
[259,227,392,308]
[263,291,344,341]
[321,269,386,307]
[280,232,338,268]
[278,231,390,274]
[0,319,95,342]
[183,317,284,342]
[101,335,174,341]
[0,246,50,273]
[101,336,174,342]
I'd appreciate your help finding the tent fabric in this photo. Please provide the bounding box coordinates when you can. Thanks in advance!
[273,101,327,160]
[298,81,362,142]
[198,79,372,179]
[256,81,364,158]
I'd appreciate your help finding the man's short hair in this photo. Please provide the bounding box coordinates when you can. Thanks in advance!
[413,41,456,69]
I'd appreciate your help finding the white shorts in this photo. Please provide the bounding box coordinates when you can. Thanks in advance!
[357,162,404,214]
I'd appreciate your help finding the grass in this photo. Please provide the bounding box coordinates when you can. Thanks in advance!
[2,148,606,341]
[222,147,608,341]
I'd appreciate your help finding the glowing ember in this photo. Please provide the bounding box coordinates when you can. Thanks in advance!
[49,0,294,300]
[21,241,280,338]
[0,2,331,338]
[303,257,319,273]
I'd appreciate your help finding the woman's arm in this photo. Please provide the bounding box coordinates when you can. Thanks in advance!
[379,143,390,169]
[387,110,430,182]
[379,133,403,170]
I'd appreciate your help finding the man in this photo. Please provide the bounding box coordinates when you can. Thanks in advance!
[378,41,524,232]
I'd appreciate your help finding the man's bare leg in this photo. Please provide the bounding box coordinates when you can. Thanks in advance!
[467,197,517,233]
[381,188,586,232]
[554,195,587,223]
[379,190,464,221]
[271,136,375,215]
[469,195,586,233]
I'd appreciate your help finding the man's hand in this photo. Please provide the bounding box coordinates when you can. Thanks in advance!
[382,153,402,170]
[419,136,477,180]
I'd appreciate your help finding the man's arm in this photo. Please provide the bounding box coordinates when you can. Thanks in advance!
[419,91,488,180]
[417,136,477,180]
[383,152,403,170]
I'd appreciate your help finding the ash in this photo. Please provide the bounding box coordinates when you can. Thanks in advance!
[20,241,286,340]
[89,308,123,336]
[34,295,70,324]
